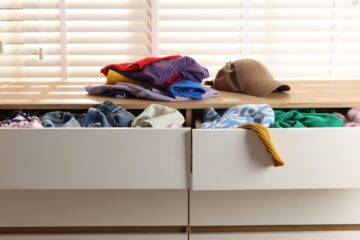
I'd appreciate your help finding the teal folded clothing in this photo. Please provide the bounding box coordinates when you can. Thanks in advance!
[167,79,206,100]
[272,109,343,128]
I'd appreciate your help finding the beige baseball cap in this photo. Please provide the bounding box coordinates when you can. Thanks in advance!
[213,59,290,97]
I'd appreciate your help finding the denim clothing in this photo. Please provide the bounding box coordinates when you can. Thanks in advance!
[42,111,81,128]
[77,108,111,128]
[201,104,275,129]
[78,100,135,127]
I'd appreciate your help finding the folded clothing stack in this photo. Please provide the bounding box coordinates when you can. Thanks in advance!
[86,55,219,101]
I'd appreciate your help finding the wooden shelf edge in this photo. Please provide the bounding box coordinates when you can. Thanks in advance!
[190,225,360,233]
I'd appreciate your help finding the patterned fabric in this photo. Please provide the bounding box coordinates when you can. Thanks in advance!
[334,108,360,127]
[201,104,275,129]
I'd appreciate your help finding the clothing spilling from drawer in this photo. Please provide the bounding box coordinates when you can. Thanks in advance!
[0,100,185,128]
[196,105,358,167]
[86,55,219,101]
[199,104,284,167]
[200,105,349,129]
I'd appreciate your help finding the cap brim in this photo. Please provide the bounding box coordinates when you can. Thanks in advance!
[245,80,290,97]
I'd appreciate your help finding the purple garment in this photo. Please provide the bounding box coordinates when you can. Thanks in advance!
[85,83,218,102]
[118,56,209,86]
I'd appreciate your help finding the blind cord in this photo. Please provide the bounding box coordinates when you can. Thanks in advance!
[242,0,251,58]
[38,0,44,60]
[330,0,343,79]
[0,7,4,54]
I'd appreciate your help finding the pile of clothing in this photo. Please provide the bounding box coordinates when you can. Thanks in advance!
[86,55,218,101]
[202,107,346,129]
[200,105,356,167]
[0,101,185,129]
[0,111,43,128]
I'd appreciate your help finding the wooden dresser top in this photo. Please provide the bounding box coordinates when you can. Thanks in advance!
[0,80,359,109]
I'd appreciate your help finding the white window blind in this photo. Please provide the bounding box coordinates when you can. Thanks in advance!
[1,0,360,81]
[0,0,150,82]
[0,0,24,82]
[65,0,150,81]
[1,0,60,82]
[159,0,342,80]
[338,0,360,79]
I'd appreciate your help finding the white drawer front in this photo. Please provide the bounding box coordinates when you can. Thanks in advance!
[0,128,190,189]
[0,190,187,226]
[191,232,360,240]
[190,190,360,226]
[0,235,187,240]
[193,128,360,190]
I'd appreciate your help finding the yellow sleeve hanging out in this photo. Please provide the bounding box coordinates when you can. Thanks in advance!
[237,123,285,167]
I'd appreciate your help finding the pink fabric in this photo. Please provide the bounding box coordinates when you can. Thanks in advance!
[0,117,43,128]
[334,108,360,127]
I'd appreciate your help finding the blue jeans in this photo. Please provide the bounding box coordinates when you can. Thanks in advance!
[79,100,135,127]
[42,111,81,128]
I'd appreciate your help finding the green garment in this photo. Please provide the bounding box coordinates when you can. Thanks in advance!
[131,104,185,128]
[272,109,343,128]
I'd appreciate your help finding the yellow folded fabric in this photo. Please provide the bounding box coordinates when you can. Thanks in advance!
[106,69,140,85]
[238,123,285,167]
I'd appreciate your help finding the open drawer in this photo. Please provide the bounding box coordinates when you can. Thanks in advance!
[193,128,360,190]
[0,128,190,189]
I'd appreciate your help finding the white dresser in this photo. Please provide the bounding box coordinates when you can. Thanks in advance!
[1,81,360,239]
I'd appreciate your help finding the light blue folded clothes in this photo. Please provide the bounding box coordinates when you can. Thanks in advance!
[201,104,275,129]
